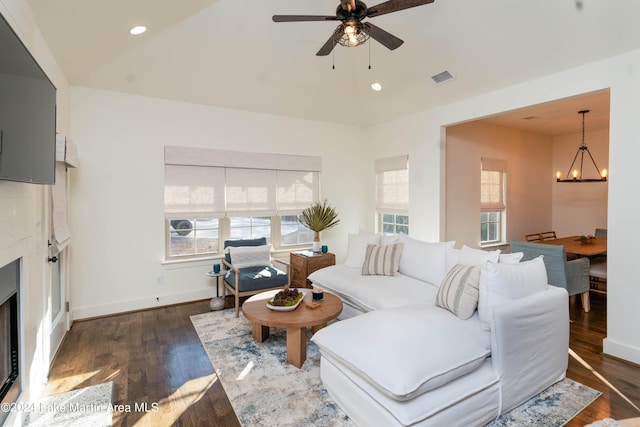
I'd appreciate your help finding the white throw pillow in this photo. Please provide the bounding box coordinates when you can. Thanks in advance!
[498,252,524,264]
[344,233,380,268]
[398,234,455,286]
[445,247,461,273]
[228,245,271,268]
[361,243,404,276]
[458,245,501,266]
[379,233,401,246]
[436,264,481,320]
[478,257,548,331]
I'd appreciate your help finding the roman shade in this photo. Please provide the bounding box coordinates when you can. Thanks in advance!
[375,155,409,214]
[164,146,321,218]
[481,158,506,211]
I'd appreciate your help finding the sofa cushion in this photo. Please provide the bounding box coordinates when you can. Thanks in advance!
[345,233,380,268]
[498,252,524,264]
[224,266,288,291]
[436,264,481,320]
[312,304,491,401]
[228,244,271,268]
[458,245,501,266]
[398,235,455,286]
[478,257,548,331]
[308,264,438,313]
[362,243,404,276]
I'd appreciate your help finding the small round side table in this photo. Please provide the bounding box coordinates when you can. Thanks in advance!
[206,270,227,311]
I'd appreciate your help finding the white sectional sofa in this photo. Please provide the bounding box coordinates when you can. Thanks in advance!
[308,233,570,427]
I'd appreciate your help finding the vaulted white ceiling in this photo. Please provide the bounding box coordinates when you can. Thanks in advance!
[26,0,640,131]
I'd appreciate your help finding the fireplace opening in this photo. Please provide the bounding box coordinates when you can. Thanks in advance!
[0,259,20,425]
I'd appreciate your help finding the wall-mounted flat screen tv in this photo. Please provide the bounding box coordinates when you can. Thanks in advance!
[0,12,56,185]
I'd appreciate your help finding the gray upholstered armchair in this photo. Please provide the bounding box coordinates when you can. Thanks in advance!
[222,238,290,317]
[510,240,590,312]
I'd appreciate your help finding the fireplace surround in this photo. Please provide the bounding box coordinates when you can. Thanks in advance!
[0,258,20,425]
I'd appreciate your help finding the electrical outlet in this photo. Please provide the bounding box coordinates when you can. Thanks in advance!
[156,276,164,286]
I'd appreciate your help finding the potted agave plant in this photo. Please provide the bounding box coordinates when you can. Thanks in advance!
[300,200,340,252]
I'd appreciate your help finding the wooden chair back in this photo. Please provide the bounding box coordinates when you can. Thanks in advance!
[525,233,542,242]
[540,231,557,240]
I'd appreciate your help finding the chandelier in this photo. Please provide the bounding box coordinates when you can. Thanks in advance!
[556,110,608,183]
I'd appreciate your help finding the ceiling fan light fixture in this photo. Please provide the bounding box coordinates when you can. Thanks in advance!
[335,22,369,48]
[371,82,383,91]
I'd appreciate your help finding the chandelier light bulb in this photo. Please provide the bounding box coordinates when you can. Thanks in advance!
[573,169,578,179]
[556,171,561,180]
[601,168,608,178]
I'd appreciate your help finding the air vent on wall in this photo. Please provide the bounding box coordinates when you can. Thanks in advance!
[431,70,454,84]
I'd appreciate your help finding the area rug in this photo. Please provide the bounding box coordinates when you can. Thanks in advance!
[191,309,601,427]
[23,382,113,427]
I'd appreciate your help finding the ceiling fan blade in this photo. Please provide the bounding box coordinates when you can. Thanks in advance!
[273,15,338,22]
[366,0,434,18]
[363,22,404,50]
[316,27,342,56]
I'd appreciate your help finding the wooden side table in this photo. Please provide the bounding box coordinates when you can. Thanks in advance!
[290,251,336,288]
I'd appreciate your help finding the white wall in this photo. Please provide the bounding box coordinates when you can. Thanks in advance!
[552,128,609,235]
[365,49,640,364]
[445,121,554,247]
[0,0,69,420]
[68,87,369,319]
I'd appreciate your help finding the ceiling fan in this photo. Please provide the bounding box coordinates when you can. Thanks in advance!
[272,0,435,56]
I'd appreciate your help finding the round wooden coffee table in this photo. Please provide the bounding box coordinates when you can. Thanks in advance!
[242,289,343,368]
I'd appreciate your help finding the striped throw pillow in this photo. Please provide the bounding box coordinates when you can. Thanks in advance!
[436,264,481,320]
[361,243,404,276]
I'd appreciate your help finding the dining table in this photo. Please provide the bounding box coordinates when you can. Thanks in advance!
[539,236,607,257]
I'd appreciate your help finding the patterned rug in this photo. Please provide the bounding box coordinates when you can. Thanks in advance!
[23,382,113,427]
[191,309,601,427]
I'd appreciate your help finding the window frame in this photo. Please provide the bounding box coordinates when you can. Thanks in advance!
[480,158,507,246]
[379,212,409,235]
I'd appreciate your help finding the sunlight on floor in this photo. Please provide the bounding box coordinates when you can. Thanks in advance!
[132,374,218,426]
[569,347,640,414]
[237,361,254,381]
[45,369,104,395]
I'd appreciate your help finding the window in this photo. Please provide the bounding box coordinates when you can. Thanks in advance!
[168,219,220,257]
[164,146,320,260]
[376,155,409,234]
[281,215,314,246]
[480,158,506,245]
[229,216,271,242]
[381,213,409,235]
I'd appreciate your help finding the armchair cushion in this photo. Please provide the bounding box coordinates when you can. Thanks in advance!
[228,245,271,268]
[225,266,288,292]
[224,237,267,264]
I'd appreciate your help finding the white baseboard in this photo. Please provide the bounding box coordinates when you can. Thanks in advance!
[71,289,214,320]
[603,337,640,365]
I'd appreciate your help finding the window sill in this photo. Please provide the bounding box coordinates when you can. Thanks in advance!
[161,245,313,268]
[480,242,508,250]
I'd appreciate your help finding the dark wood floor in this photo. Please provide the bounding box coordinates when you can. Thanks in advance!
[46,292,640,426]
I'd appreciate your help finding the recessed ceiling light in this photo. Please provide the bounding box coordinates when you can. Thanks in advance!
[129,26,147,35]
[371,82,383,92]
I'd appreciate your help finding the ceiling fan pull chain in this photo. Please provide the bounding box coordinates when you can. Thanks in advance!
[332,48,336,69]
[368,38,372,69]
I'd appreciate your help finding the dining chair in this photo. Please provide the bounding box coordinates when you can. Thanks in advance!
[525,233,542,242]
[590,228,607,293]
[594,228,607,238]
[540,231,557,240]
[510,240,591,312]
[222,237,290,317]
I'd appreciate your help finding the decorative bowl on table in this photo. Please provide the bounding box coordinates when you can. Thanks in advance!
[266,288,305,311]
[579,235,596,245]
